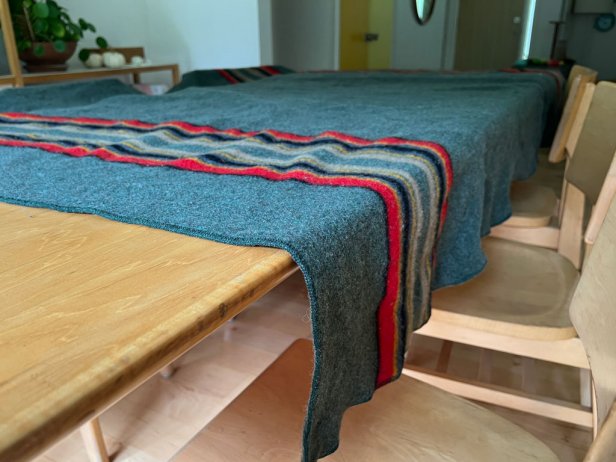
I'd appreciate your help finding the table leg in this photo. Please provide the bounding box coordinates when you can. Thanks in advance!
[79,418,110,462]
[133,72,141,85]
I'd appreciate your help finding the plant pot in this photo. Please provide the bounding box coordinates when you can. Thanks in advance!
[19,42,77,73]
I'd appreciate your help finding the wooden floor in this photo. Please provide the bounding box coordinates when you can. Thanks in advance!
[34,272,591,462]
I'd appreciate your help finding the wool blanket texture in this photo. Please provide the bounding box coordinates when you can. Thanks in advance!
[169,65,294,92]
[0,71,556,461]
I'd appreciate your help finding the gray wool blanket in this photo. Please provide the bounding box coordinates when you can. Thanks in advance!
[0,71,555,461]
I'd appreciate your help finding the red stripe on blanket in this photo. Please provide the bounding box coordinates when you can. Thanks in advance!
[217,69,241,84]
[0,113,453,386]
[261,66,282,76]
[0,137,408,385]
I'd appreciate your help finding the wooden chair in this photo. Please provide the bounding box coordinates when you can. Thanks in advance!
[172,201,616,460]
[491,67,598,250]
[565,64,597,100]
[569,195,616,445]
[404,86,616,429]
[492,81,614,267]
[551,65,599,164]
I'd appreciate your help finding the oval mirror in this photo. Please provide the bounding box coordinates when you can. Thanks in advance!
[412,0,436,25]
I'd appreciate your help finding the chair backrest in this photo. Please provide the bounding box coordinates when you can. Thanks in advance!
[567,82,616,205]
[563,83,596,160]
[556,83,615,268]
[585,151,616,249]
[569,195,616,432]
[566,64,598,97]
[550,71,598,163]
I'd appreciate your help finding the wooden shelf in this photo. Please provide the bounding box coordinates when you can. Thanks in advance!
[0,74,16,86]
[7,63,180,86]
[0,0,180,89]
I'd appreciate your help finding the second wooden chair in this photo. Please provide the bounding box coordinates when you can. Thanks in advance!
[404,82,616,429]
[491,66,598,250]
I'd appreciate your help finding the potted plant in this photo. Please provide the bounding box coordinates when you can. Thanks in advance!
[8,0,107,72]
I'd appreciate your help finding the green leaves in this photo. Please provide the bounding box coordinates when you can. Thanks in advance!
[96,36,108,49]
[32,18,48,34]
[78,18,96,33]
[32,2,50,19]
[48,4,60,19]
[65,22,81,40]
[10,0,109,60]
[50,19,65,38]
[16,40,32,52]
[33,43,45,56]
[78,48,91,62]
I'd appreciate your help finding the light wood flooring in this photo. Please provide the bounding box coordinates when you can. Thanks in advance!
[34,272,591,462]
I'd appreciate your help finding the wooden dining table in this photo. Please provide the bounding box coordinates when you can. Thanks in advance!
[0,202,297,462]
[0,66,561,462]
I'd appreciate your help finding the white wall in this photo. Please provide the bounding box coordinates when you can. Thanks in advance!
[526,0,616,79]
[529,0,564,58]
[4,0,263,84]
[391,0,453,70]
[258,0,274,65]
[567,12,616,79]
[270,0,337,70]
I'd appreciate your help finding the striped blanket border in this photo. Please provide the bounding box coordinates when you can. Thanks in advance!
[0,112,453,386]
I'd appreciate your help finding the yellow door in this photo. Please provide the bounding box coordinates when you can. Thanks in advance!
[340,0,370,70]
[339,0,394,70]
[367,0,394,69]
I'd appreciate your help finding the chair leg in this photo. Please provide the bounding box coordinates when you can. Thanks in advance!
[80,418,109,462]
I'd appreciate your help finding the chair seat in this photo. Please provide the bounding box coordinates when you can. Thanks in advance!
[504,181,559,228]
[173,340,558,462]
[432,237,579,340]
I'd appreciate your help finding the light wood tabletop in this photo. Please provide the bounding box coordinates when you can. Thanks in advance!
[0,202,297,462]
